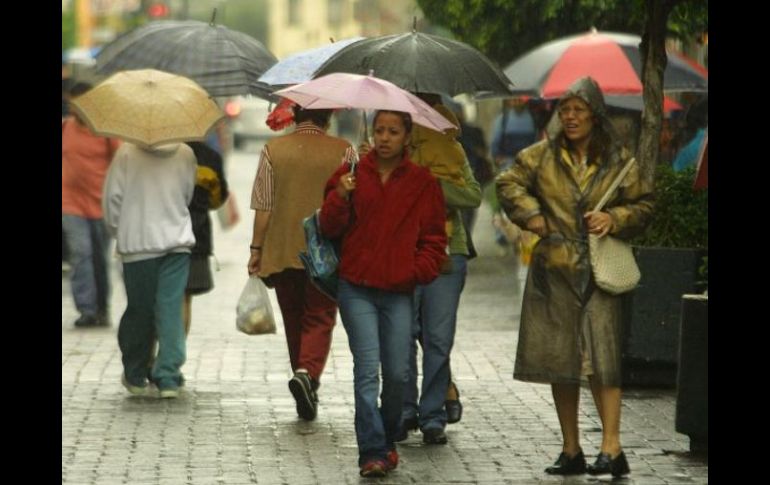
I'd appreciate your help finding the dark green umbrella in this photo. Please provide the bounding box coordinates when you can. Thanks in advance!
[313,30,513,97]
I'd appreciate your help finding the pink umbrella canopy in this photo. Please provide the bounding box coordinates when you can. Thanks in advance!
[274,72,456,132]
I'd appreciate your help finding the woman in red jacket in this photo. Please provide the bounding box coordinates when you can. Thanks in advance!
[320,110,447,477]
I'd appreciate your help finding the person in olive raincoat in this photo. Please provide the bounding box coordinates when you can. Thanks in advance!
[496,77,653,478]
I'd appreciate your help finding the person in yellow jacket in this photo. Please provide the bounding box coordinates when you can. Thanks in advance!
[404,92,482,442]
[410,93,468,237]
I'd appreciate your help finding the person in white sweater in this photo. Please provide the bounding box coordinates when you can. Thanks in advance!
[103,142,197,399]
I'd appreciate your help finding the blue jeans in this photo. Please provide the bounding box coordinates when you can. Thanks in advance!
[118,253,189,390]
[337,279,412,465]
[404,255,468,431]
[62,215,111,317]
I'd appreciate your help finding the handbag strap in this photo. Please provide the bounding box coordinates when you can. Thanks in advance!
[593,157,636,212]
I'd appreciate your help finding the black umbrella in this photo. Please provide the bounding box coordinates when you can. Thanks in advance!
[313,29,513,97]
[95,14,278,98]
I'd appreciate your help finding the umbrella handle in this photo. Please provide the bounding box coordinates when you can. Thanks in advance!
[362,110,369,142]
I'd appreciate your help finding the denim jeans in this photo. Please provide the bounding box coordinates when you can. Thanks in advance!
[404,255,468,431]
[61,215,111,317]
[337,279,412,465]
[118,253,189,390]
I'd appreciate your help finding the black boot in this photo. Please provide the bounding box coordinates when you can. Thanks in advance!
[394,416,418,442]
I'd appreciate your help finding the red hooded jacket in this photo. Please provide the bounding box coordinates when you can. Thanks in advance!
[320,150,447,293]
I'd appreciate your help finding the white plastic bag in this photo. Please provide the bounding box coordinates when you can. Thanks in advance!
[236,277,276,335]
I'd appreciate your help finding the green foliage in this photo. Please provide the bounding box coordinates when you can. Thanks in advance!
[62,9,77,52]
[416,0,645,65]
[669,0,708,42]
[184,0,268,44]
[223,0,269,45]
[697,255,708,288]
[633,163,708,249]
[416,0,706,66]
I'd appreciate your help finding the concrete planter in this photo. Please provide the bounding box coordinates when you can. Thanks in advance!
[675,294,708,453]
[621,247,707,388]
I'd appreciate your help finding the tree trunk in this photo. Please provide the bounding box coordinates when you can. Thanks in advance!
[637,0,677,184]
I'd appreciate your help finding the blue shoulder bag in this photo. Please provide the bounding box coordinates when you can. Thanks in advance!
[299,162,355,300]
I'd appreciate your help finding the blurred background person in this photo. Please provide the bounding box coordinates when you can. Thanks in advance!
[489,97,538,256]
[490,97,537,172]
[672,95,708,172]
[62,82,121,327]
[183,142,230,334]
[209,112,241,231]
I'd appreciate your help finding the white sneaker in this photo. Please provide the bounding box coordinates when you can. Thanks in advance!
[121,375,149,396]
[159,388,179,399]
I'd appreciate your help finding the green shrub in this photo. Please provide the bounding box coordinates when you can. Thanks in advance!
[633,163,708,249]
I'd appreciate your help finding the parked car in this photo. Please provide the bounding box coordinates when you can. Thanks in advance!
[225,96,277,150]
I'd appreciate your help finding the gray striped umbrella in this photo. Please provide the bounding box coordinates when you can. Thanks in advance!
[95,19,278,98]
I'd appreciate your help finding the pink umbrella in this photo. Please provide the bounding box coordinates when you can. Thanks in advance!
[274,72,456,132]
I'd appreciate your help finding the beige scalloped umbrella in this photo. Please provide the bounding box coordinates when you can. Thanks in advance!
[70,69,224,148]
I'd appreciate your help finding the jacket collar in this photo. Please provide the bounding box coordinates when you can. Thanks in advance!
[293,121,326,135]
[359,148,411,176]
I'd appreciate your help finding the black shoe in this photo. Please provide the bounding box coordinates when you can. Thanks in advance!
[445,382,463,424]
[587,451,630,477]
[544,450,587,475]
[289,372,317,421]
[422,427,448,445]
[74,314,99,327]
[395,416,419,442]
[96,311,111,327]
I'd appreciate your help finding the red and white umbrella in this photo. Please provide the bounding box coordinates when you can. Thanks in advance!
[504,29,708,99]
[604,94,683,115]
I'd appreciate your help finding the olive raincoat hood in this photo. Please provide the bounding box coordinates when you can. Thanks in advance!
[545,76,623,167]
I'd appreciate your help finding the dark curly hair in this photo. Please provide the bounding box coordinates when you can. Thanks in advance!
[372,110,413,134]
[292,106,333,127]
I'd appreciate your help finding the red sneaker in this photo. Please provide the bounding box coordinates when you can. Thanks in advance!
[386,450,399,471]
[359,459,388,477]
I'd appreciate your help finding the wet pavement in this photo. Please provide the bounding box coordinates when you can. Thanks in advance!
[62,148,708,484]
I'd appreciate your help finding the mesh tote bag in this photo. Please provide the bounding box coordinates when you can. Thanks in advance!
[588,158,641,295]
